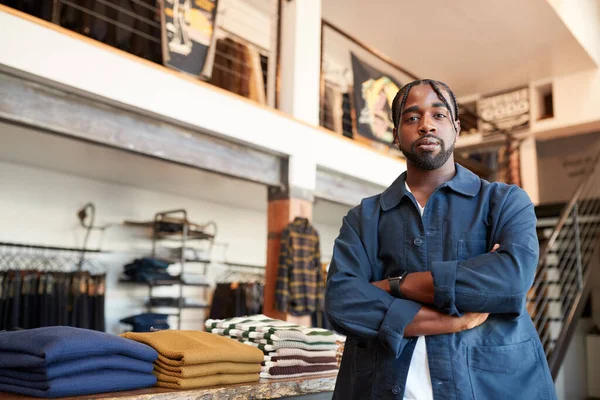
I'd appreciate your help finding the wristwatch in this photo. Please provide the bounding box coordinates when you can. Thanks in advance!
[388,270,409,298]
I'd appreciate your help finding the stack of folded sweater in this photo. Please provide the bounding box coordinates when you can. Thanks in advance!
[121,330,264,389]
[205,315,339,379]
[0,326,158,398]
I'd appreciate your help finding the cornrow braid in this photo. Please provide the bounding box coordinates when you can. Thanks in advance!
[391,79,460,132]
[429,81,458,133]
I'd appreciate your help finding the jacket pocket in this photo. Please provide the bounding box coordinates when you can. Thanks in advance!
[458,239,488,261]
[353,340,377,372]
[468,340,548,399]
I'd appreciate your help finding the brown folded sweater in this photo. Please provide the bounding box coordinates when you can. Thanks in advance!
[120,331,264,365]
[155,372,259,389]
[154,360,261,378]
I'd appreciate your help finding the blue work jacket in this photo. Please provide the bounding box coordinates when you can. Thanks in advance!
[325,164,556,400]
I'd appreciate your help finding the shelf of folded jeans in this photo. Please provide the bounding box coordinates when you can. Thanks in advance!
[119,276,180,287]
[179,280,210,287]
[145,298,209,308]
[161,257,211,264]
[124,219,215,241]
[155,231,215,241]
[119,276,210,287]
[146,304,210,309]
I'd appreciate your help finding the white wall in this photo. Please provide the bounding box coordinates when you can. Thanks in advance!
[0,122,352,334]
[0,158,269,334]
[313,199,353,263]
[555,318,596,400]
[0,120,273,334]
[536,131,600,204]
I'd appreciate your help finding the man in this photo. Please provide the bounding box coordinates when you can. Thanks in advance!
[325,79,556,400]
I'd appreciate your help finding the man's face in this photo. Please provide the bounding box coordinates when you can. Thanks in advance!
[394,84,460,170]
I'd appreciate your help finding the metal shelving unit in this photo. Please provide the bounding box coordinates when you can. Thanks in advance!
[123,209,216,330]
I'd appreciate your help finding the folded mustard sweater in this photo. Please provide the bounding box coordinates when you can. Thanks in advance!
[120,331,264,366]
[154,372,259,389]
[154,360,261,378]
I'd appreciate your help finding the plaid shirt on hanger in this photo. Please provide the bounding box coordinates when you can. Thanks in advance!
[275,217,323,316]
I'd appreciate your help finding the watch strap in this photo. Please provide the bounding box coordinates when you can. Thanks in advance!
[388,271,408,298]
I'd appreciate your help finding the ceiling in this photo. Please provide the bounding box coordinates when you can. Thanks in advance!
[321,0,598,97]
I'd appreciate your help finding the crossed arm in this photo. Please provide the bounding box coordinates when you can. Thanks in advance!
[369,244,499,337]
[325,188,539,356]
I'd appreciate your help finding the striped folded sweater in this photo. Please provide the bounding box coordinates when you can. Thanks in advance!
[235,338,337,353]
[205,315,336,344]
[261,364,338,376]
[263,355,337,364]
[267,348,337,359]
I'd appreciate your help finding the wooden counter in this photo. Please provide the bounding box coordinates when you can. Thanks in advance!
[0,374,337,400]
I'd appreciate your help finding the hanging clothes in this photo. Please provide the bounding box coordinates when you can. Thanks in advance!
[0,271,106,331]
[274,218,324,316]
[209,282,264,320]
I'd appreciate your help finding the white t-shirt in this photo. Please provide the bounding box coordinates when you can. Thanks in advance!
[403,182,434,400]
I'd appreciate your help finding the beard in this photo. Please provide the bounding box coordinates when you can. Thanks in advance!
[401,135,455,171]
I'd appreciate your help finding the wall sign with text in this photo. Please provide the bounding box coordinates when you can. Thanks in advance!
[477,87,530,135]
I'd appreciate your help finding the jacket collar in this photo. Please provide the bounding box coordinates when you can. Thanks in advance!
[379,163,481,211]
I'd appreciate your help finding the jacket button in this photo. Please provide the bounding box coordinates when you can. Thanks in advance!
[414,237,423,246]
[392,385,400,394]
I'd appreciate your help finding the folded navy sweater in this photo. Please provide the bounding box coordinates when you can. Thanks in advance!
[0,369,157,398]
[0,355,153,381]
[0,326,158,368]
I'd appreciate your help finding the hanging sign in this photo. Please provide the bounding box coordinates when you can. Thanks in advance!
[161,0,219,77]
[351,53,402,147]
[477,87,530,135]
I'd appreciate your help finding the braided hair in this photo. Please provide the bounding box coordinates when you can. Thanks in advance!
[391,79,459,133]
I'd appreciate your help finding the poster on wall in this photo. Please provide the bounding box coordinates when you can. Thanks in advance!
[477,87,530,136]
[161,0,219,77]
[351,53,402,147]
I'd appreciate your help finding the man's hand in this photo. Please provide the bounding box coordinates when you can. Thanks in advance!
[371,279,390,292]
[404,307,489,337]
[456,312,490,331]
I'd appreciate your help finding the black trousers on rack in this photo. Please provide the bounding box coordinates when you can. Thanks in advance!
[209,283,248,320]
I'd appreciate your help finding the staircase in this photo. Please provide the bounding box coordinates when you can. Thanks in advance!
[529,149,600,379]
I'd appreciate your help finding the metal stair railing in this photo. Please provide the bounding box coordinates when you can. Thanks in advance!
[528,146,600,379]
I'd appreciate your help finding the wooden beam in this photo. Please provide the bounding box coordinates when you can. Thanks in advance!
[315,167,386,207]
[0,72,282,186]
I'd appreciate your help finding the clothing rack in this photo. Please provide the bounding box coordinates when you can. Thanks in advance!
[0,242,105,273]
[0,242,104,253]
[0,242,106,331]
